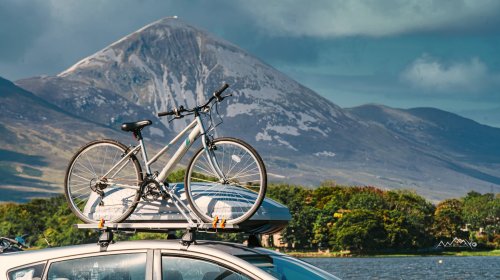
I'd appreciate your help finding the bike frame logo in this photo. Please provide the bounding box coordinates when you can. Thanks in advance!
[436,237,477,249]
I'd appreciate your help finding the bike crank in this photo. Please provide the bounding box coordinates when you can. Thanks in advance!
[141,178,167,201]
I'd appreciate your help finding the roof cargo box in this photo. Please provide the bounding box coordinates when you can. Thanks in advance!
[83,183,290,234]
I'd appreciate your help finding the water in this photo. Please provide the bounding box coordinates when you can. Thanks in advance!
[306,256,500,280]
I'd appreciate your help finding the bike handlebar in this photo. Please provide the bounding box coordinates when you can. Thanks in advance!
[157,106,186,117]
[214,83,229,101]
[157,84,231,118]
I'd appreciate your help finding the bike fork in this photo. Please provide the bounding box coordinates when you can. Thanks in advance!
[202,137,227,182]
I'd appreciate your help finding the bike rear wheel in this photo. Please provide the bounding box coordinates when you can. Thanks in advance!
[184,137,267,224]
[64,139,143,223]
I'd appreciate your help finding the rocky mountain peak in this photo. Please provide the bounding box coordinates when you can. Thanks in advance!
[52,16,349,144]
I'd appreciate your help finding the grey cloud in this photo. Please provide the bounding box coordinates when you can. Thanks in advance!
[238,0,500,37]
[0,0,51,62]
[0,0,265,79]
[401,55,500,94]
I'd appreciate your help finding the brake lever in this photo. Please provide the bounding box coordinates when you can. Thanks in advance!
[168,115,184,123]
[174,106,185,117]
[219,93,233,102]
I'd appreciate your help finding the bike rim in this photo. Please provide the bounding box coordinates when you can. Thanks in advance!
[186,140,265,223]
[67,143,140,222]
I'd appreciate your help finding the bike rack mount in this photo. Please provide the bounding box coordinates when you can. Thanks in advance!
[75,221,242,248]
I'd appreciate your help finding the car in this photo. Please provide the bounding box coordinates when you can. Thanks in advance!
[0,239,340,280]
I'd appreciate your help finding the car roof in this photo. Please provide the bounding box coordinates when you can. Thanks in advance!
[0,239,282,278]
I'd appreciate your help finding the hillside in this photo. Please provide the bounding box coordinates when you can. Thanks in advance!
[0,77,129,202]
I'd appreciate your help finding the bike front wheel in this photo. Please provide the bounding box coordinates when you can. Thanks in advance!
[185,137,267,224]
[64,139,143,224]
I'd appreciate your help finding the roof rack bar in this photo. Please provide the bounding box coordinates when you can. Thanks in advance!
[75,222,240,232]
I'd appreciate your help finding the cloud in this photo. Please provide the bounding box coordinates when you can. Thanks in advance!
[0,0,259,80]
[239,0,500,37]
[0,0,51,62]
[401,55,499,93]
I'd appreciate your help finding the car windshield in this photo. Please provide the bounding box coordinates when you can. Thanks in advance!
[240,254,340,280]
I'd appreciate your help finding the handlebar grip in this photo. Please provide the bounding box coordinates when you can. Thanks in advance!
[158,111,175,117]
[214,83,230,100]
[158,105,186,117]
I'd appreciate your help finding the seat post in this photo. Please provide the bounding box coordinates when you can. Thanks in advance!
[132,129,143,141]
[135,129,152,175]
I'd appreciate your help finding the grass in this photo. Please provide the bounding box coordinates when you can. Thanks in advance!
[284,249,500,258]
[441,249,500,257]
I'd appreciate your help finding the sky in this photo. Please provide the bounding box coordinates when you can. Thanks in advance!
[1,0,499,126]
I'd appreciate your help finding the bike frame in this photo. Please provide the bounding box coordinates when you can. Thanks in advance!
[98,111,227,225]
[101,111,225,190]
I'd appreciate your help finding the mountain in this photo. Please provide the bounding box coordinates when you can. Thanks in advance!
[17,18,359,181]
[458,107,500,129]
[8,18,500,201]
[0,77,129,202]
[346,105,500,196]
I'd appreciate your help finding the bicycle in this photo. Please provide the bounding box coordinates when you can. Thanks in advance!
[64,84,267,225]
[0,236,27,253]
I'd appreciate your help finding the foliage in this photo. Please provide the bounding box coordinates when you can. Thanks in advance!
[0,195,98,248]
[166,169,186,183]
[433,199,466,239]
[330,209,386,252]
[1,182,498,252]
[268,184,497,252]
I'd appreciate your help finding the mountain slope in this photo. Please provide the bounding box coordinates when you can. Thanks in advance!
[10,18,500,201]
[0,77,130,202]
[347,104,500,194]
[17,76,173,140]
[347,104,500,164]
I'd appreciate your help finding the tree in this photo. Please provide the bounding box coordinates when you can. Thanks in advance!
[283,205,320,249]
[330,209,386,252]
[461,192,500,243]
[384,190,435,248]
[267,184,318,249]
[433,199,466,239]
[346,189,387,211]
[312,201,338,248]
[0,195,98,248]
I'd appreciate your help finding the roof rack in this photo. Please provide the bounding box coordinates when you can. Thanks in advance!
[75,221,240,232]
[75,221,244,249]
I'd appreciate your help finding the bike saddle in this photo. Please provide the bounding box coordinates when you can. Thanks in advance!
[121,120,152,132]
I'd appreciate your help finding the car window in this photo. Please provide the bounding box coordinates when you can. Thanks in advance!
[47,253,146,280]
[8,263,45,280]
[162,256,250,280]
[241,255,339,280]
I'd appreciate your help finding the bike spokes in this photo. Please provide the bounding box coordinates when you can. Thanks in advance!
[65,141,142,223]
[185,138,267,224]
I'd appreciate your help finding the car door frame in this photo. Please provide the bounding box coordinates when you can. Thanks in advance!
[39,248,153,280]
[154,249,274,280]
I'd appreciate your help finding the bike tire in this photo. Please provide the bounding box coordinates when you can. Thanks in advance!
[64,139,143,224]
[184,137,267,224]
